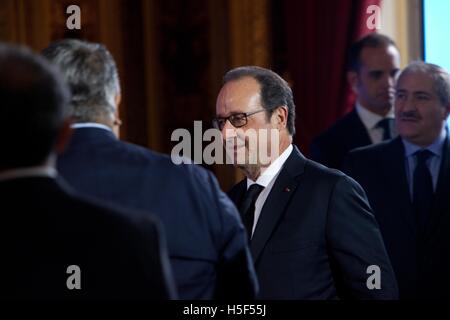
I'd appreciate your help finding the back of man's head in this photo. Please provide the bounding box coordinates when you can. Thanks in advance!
[42,39,120,124]
[0,43,70,170]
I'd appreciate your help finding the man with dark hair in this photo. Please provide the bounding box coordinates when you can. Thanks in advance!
[343,62,450,299]
[215,65,398,299]
[311,33,401,169]
[45,39,257,300]
[0,42,175,300]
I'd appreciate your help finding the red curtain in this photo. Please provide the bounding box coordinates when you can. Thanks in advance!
[284,0,381,155]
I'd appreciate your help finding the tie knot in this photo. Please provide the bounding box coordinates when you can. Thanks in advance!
[376,118,392,130]
[246,184,264,200]
[414,149,433,165]
[376,118,393,140]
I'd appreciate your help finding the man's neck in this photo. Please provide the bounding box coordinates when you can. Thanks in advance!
[358,100,391,117]
[243,138,292,181]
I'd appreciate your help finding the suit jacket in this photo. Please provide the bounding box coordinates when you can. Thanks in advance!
[228,146,398,299]
[310,109,372,169]
[343,137,450,299]
[0,176,175,300]
[57,127,258,300]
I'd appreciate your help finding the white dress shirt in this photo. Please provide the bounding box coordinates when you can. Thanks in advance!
[355,102,395,144]
[71,122,113,132]
[246,144,293,237]
[0,166,57,182]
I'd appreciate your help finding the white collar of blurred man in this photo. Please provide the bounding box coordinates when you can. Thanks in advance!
[72,122,113,132]
[348,44,401,117]
[0,165,57,182]
[394,63,450,148]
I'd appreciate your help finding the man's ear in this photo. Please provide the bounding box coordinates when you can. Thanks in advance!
[274,106,288,129]
[115,93,121,107]
[444,103,450,119]
[347,71,359,94]
[112,93,122,137]
[55,119,73,155]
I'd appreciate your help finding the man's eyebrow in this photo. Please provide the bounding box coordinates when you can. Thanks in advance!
[413,91,432,96]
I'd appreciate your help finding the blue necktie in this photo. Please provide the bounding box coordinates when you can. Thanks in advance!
[412,150,434,233]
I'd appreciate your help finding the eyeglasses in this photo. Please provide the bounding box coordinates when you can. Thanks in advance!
[212,108,276,130]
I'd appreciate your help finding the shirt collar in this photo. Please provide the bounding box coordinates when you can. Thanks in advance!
[355,101,394,130]
[403,126,448,158]
[0,165,57,183]
[71,122,113,132]
[247,144,293,188]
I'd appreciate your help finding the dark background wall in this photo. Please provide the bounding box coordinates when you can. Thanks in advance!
[0,0,377,190]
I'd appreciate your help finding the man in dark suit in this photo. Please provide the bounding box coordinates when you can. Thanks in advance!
[43,39,257,300]
[214,66,398,299]
[0,43,175,300]
[310,33,401,169]
[343,62,450,299]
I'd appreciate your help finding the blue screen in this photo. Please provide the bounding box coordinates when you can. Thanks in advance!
[423,0,450,126]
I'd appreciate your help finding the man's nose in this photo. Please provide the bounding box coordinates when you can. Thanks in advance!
[388,75,396,88]
[401,96,416,112]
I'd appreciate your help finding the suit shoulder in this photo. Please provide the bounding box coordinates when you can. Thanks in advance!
[305,157,346,179]
[312,111,357,145]
[121,141,214,180]
[63,185,160,235]
[347,139,393,159]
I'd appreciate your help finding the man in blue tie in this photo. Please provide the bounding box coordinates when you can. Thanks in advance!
[343,62,450,299]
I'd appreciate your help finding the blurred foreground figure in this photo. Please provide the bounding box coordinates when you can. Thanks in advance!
[45,39,258,300]
[0,43,175,300]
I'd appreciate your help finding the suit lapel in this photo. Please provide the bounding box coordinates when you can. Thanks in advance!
[250,146,306,263]
[348,109,372,147]
[227,179,247,207]
[381,138,417,235]
[424,136,450,240]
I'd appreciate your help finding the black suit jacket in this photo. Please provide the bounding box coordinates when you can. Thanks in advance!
[0,177,175,300]
[57,127,258,300]
[310,109,372,169]
[343,137,450,299]
[228,146,398,299]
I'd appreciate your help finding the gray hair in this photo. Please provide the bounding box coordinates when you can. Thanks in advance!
[398,61,450,107]
[41,39,120,123]
[223,66,296,136]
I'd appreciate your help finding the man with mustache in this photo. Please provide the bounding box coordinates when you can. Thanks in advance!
[311,33,401,169]
[343,62,450,299]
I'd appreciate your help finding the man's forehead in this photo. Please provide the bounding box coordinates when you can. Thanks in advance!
[216,77,261,114]
[360,45,400,68]
[397,71,433,91]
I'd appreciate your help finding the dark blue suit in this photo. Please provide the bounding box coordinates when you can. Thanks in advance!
[343,137,450,299]
[0,177,175,300]
[228,146,398,299]
[57,127,258,300]
[310,109,372,169]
